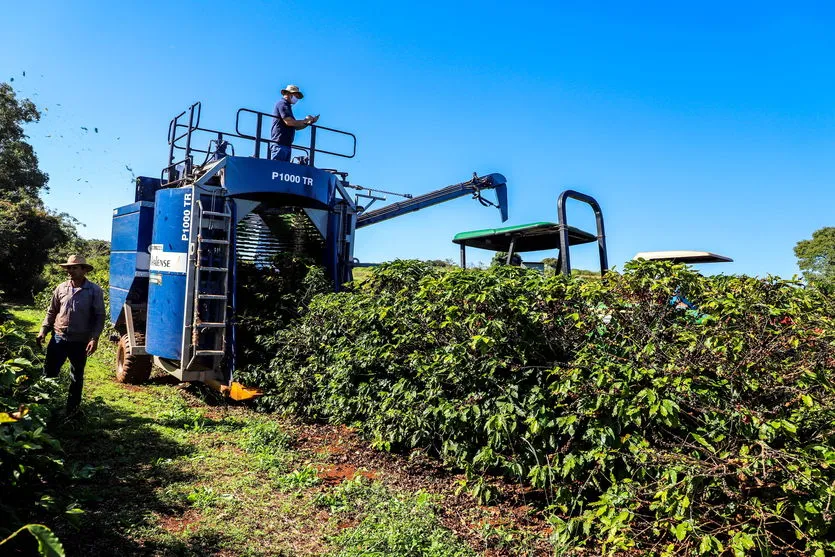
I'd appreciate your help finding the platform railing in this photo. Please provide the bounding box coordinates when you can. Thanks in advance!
[163,102,357,185]
[235,108,357,167]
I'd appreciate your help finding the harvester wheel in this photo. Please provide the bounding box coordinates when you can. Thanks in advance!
[116,333,152,384]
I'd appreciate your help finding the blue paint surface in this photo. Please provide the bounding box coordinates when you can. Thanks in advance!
[223,156,336,210]
[109,201,154,324]
[111,202,154,252]
[109,287,129,325]
[145,188,192,361]
[109,248,145,321]
[135,176,162,202]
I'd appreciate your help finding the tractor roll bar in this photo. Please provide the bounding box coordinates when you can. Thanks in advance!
[557,190,608,277]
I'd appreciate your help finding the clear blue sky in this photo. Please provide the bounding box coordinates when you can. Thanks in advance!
[2,1,834,276]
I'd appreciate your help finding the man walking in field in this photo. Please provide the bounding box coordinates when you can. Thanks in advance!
[270,84,319,162]
[36,255,105,417]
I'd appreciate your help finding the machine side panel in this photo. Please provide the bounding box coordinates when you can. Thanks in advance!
[109,202,154,324]
[223,157,335,210]
[145,188,192,361]
[109,252,149,323]
[135,176,162,203]
[111,202,154,252]
[110,287,129,325]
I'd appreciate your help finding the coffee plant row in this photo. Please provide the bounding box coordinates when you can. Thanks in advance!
[238,260,835,556]
[0,307,67,555]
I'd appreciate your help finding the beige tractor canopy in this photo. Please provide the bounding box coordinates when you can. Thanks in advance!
[632,251,733,264]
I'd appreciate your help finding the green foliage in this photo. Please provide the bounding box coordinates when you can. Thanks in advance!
[241,259,835,555]
[35,242,111,311]
[0,200,71,300]
[795,226,835,285]
[238,420,291,454]
[0,83,48,202]
[0,83,77,300]
[490,251,521,267]
[478,522,542,555]
[158,403,209,431]
[0,307,68,539]
[0,523,65,557]
[316,476,475,557]
[234,253,330,373]
[238,421,293,472]
[424,259,456,268]
[274,463,321,491]
[185,486,235,510]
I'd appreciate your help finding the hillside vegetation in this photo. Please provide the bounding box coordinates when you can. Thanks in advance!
[238,260,835,556]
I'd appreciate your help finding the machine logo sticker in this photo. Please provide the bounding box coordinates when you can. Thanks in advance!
[149,244,188,274]
[182,193,193,240]
[271,172,313,187]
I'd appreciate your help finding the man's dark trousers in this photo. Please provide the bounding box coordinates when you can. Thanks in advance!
[271,144,292,162]
[44,335,87,413]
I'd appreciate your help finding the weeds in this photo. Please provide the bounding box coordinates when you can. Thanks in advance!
[186,486,236,510]
[239,420,291,453]
[317,476,474,557]
[158,403,208,431]
[239,421,293,472]
[274,464,321,491]
[479,522,544,556]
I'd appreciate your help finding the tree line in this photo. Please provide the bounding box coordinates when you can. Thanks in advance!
[0,83,107,300]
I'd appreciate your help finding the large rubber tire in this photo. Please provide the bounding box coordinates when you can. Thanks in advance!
[116,333,153,384]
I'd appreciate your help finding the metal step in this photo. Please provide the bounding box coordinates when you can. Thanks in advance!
[195,350,225,357]
[184,195,234,371]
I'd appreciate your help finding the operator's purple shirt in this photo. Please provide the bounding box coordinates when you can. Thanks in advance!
[271,98,295,147]
[41,279,106,342]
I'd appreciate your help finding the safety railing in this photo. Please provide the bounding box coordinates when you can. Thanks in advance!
[162,102,356,185]
[235,108,356,167]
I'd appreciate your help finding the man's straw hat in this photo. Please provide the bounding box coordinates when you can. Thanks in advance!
[58,255,94,272]
[281,84,304,98]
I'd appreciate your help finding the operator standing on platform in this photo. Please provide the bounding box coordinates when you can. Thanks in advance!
[270,84,320,162]
[37,255,105,417]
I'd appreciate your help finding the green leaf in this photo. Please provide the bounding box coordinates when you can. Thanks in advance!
[673,522,688,541]
[26,524,65,557]
[804,501,820,515]
[781,420,797,434]
[691,433,714,452]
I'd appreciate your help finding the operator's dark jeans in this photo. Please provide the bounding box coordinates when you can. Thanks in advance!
[44,335,87,413]
[271,144,292,162]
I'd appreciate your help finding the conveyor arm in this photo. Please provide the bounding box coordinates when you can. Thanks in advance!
[355,173,508,229]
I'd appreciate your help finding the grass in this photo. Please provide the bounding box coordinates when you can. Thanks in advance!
[7,306,489,556]
[317,477,475,557]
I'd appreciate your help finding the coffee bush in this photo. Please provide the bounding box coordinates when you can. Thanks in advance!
[238,260,835,555]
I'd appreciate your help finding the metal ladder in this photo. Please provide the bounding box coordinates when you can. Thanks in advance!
[188,190,233,366]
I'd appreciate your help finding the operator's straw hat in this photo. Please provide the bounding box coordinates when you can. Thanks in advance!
[281,84,304,98]
[58,255,94,272]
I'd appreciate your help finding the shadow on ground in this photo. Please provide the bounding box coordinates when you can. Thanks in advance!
[48,396,236,556]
